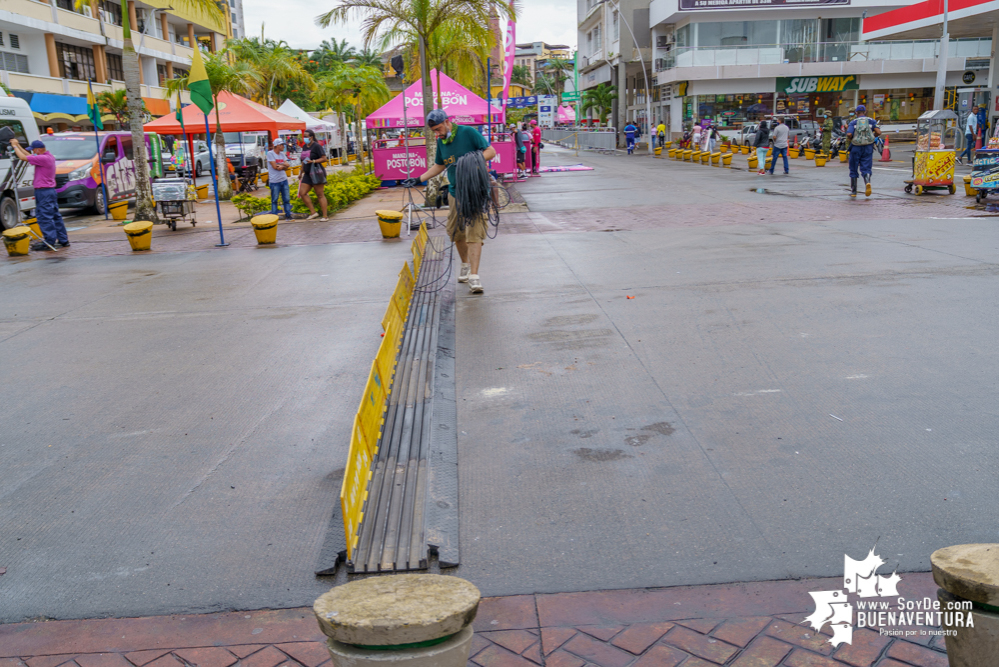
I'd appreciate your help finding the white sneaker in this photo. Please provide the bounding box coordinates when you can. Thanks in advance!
[458,263,471,283]
[308,212,321,220]
[467,274,483,294]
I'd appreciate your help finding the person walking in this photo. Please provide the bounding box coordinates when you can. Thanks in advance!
[656,120,666,150]
[846,104,880,197]
[513,123,527,178]
[958,106,978,165]
[752,120,770,176]
[822,113,833,155]
[10,138,68,250]
[529,119,542,176]
[407,109,496,294]
[691,122,702,152]
[298,129,328,220]
[768,117,790,175]
[266,138,293,219]
[709,127,720,154]
[624,121,637,154]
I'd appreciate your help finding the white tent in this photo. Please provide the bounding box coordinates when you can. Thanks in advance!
[277,99,341,145]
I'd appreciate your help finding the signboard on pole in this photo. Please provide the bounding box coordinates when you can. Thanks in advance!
[538,95,557,127]
[562,91,580,103]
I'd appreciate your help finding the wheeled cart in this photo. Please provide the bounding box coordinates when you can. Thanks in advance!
[904,109,959,196]
[152,178,197,231]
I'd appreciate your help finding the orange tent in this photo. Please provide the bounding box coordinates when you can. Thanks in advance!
[143,91,305,139]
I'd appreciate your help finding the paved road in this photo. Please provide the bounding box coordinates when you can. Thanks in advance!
[2,143,997,622]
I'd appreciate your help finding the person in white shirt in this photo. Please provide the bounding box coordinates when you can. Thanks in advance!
[266,139,292,219]
[959,106,978,165]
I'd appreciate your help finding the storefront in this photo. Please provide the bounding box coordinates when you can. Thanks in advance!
[684,92,775,129]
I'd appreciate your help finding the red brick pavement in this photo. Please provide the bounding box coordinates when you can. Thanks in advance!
[0,575,950,667]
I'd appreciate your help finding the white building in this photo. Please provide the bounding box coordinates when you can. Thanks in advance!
[649,0,995,137]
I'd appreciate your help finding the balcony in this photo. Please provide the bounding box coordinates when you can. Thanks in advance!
[654,38,991,72]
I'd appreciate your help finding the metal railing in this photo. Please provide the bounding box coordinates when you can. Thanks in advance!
[654,38,992,72]
[543,128,618,151]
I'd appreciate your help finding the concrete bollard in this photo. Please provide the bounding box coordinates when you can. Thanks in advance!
[314,574,481,667]
[931,544,999,667]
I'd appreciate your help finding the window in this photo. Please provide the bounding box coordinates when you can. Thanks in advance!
[157,63,166,86]
[56,42,96,81]
[612,11,619,41]
[0,52,29,74]
[100,1,122,26]
[0,33,4,48]
[9,34,19,50]
[107,53,124,80]
[56,0,74,10]
[676,24,691,48]
[174,67,189,79]
[695,21,778,47]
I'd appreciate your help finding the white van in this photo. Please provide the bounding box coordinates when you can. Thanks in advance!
[0,96,40,229]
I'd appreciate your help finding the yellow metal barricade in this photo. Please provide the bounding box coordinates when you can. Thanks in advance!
[357,360,387,454]
[341,417,373,560]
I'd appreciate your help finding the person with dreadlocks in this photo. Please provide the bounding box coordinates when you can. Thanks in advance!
[406,109,496,294]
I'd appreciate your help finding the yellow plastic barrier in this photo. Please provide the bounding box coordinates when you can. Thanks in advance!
[668,148,677,158]
[110,201,129,221]
[748,155,759,170]
[399,262,414,295]
[964,175,976,196]
[357,360,387,454]
[412,240,423,277]
[391,275,411,322]
[376,324,400,384]
[700,152,710,164]
[722,153,733,167]
[815,154,827,167]
[376,210,403,239]
[805,148,816,160]
[250,213,278,244]
[741,145,750,155]
[711,152,721,166]
[840,151,848,163]
[341,416,373,559]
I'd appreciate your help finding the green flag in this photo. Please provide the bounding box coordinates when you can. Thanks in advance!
[175,92,185,125]
[87,81,103,130]
[187,45,213,114]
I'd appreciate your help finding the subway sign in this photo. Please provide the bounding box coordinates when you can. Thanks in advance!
[776,76,859,95]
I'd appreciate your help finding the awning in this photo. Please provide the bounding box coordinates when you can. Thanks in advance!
[143,91,306,136]
[364,70,504,129]
[27,92,88,115]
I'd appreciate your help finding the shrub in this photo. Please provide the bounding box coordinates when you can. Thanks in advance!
[231,193,272,220]
[291,166,382,216]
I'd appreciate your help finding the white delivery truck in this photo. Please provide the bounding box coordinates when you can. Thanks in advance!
[0,96,40,229]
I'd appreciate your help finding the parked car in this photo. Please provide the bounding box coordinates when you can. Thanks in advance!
[166,140,210,177]
[0,96,40,229]
[737,124,759,146]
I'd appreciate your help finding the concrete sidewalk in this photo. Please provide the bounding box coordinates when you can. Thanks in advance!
[0,575,947,667]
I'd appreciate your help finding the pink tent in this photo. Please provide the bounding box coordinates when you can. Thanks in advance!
[557,105,577,122]
[365,70,504,129]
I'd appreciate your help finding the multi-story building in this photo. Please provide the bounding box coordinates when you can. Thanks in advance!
[577,0,652,133]
[0,0,231,130]
[649,0,994,137]
[515,41,572,84]
[227,0,244,41]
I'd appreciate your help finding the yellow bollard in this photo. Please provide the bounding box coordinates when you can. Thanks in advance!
[804,148,816,160]
[748,155,759,170]
[2,227,31,256]
[722,152,733,167]
[839,151,848,163]
[711,152,721,166]
[690,150,701,162]
[251,213,279,245]
[376,209,403,239]
[700,152,710,164]
[196,184,209,200]
[815,154,827,167]
[741,145,750,155]
[789,148,799,159]
[654,146,662,157]
[668,148,677,158]
[123,220,153,252]
[109,201,128,221]
[765,156,773,170]
[964,175,977,196]
[23,218,41,238]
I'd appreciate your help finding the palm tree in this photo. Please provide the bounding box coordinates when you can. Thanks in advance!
[77,0,225,221]
[312,38,357,70]
[166,49,262,199]
[317,0,517,204]
[511,64,532,87]
[350,47,382,68]
[581,83,616,125]
[96,89,129,127]
[534,58,572,106]
[230,37,314,108]
[315,62,389,169]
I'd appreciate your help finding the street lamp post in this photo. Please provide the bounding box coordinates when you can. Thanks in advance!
[933,0,950,111]
[598,0,652,142]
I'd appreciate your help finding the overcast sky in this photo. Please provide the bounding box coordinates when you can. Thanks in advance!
[241,0,577,53]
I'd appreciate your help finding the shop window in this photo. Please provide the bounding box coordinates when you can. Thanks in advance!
[56,42,97,81]
[696,21,777,48]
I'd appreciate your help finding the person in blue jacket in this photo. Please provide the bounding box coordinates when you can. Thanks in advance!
[847,105,880,197]
[624,122,637,155]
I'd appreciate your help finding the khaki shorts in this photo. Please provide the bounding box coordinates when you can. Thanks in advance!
[446,197,488,244]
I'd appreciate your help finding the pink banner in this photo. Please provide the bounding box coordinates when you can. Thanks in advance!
[502,6,516,101]
[373,145,428,181]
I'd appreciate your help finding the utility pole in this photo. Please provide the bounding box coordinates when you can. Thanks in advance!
[933,0,950,111]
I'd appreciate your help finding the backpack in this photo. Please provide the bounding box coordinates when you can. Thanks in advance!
[852,117,875,146]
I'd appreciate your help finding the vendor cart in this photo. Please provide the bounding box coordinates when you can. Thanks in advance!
[968,145,999,203]
[152,178,197,231]
[905,109,959,195]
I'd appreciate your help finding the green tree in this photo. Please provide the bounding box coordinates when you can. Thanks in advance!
[581,83,616,125]
[77,0,225,220]
[96,89,130,127]
[166,49,262,199]
[511,64,532,87]
[351,47,382,68]
[315,63,390,170]
[229,37,314,108]
[533,58,572,106]
[311,38,357,70]
[317,0,517,204]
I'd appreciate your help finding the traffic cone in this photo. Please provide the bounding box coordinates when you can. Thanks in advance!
[976,134,983,150]
[879,134,891,162]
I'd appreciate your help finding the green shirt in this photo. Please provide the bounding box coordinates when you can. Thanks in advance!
[435,125,490,195]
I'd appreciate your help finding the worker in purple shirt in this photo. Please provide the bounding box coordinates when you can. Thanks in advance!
[11,138,68,250]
